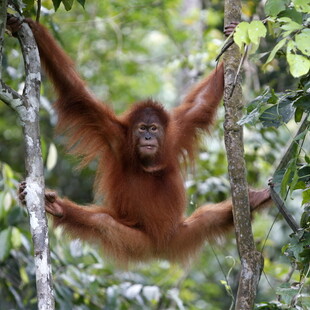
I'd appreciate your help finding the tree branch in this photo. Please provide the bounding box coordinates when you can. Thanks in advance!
[0,12,55,310]
[270,115,309,233]
[270,187,299,233]
[223,1,264,309]
[0,80,23,105]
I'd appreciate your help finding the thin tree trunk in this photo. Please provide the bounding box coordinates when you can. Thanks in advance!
[0,9,55,309]
[223,1,264,309]
[0,0,7,78]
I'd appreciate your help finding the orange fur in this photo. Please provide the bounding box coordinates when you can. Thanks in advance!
[26,20,271,266]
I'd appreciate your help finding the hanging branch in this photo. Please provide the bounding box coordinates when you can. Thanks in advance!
[269,115,309,233]
[269,188,299,233]
[223,1,264,309]
[0,11,55,310]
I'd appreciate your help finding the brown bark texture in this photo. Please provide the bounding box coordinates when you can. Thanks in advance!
[223,0,264,309]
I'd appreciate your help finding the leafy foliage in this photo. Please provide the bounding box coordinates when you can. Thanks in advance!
[264,0,310,77]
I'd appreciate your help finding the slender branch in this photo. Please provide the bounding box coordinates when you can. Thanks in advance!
[270,187,299,233]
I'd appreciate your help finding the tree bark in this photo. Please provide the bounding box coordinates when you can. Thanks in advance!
[0,10,55,310]
[0,0,7,79]
[223,1,264,309]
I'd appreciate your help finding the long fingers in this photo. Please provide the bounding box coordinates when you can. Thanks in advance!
[45,200,63,218]
[249,188,272,210]
[224,21,238,36]
[45,192,57,203]
[6,14,24,35]
[18,181,27,205]
[18,182,60,216]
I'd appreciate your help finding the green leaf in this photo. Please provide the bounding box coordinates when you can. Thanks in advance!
[265,38,287,64]
[259,98,294,128]
[76,0,85,8]
[248,21,267,45]
[292,0,310,13]
[294,130,307,142]
[279,7,303,23]
[238,107,260,125]
[62,0,74,11]
[265,0,289,16]
[302,192,310,207]
[298,165,310,183]
[272,169,285,194]
[297,231,310,264]
[294,107,303,122]
[52,0,62,10]
[300,206,310,228]
[278,17,303,37]
[3,192,12,210]
[276,283,299,304]
[248,43,260,55]
[0,193,5,220]
[11,227,22,248]
[3,163,14,181]
[281,163,293,196]
[300,247,310,264]
[239,89,278,125]
[287,52,310,77]
[234,22,250,51]
[303,80,310,92]
[294,95,310,112]
[0,228,12,262]
[290,170,299,194]
[24,0,35,10]
[295,29,310,56]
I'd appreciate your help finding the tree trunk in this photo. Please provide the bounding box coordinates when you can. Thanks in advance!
[0,9,55,309]
[223,1,264,309]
